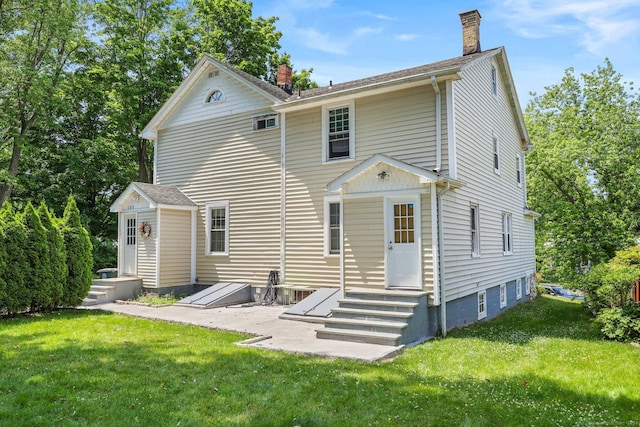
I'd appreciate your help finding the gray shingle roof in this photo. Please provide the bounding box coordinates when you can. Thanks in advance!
[133,182,196,207]
[285,48,500,103]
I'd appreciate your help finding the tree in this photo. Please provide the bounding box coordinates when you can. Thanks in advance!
[0,204,29,314]
[38,201,66,307]
[526,60,640,281]
[60,195,93,306]
[21,202,58,311]
[0,0,87,202]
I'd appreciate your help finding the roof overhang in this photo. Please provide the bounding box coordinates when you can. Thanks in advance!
[110,182,197,213]
[326,154,465,193]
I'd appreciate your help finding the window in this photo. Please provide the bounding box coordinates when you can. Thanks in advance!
[491,66,497,96]
[525,275,531,296]
[205,201,229,255]
[205,89,224,103]
[323,101,355,162]
[516,154,522,187]
[478,290,487,320]
[517,278,523,300]
[253,113,278,131]
[126,217,136,246]
[324,196,341,256]
[471,203,480,256]
[502,213,513,254]
[493,134,500,174]
[500,283,507,308]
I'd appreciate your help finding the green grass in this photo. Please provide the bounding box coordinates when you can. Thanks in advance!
[129,292,180,306]
[0,296,638,426]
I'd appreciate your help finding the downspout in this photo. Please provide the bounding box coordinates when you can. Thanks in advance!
[437,182,451,337]
[280,113,286,283]
[431,76,442,172]
[339,192,345,299]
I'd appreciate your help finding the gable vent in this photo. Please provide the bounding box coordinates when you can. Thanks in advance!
[208,71,219,78]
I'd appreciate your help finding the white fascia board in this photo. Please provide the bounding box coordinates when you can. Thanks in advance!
[109,182,157,212]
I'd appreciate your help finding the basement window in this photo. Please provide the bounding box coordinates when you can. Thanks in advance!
[253,113,278,131]
[478,290,487,320]
[500,283,507,308]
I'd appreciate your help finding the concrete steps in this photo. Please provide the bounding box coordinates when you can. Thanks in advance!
[316,288,430,346]
[82,277,143,306]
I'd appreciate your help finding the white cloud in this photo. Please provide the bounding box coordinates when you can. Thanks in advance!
[353,26,383,38]
[294,27,348,55]
[395,33,419,41]
[360,11,398,21]
[496,0,640,55]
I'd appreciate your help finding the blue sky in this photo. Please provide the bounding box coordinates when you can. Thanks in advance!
[253,0,640,108]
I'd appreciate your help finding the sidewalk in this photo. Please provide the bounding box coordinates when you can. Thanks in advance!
[84,302,404,362]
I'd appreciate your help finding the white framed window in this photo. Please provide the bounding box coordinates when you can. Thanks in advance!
[525,275,531,296]
[517,278,523,300]
[471,203,480,257]
[500,283,507,308]
[478,290,487,320]
[324,195,341,256]
[493,133,500,174]
[205,89,225,103]
[322,101,355,162]
[491,66,498,96]
[205,201,229,255]
[502,212,513,255]
[253,113,278,131]
[516,154,522,187]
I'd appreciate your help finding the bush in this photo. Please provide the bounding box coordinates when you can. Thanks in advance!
[60,196,93,307]
[38,202,66,308]
[582,246,640,342]
[598,306,640,342]
[0,224,6,311]
[0,204,30,314]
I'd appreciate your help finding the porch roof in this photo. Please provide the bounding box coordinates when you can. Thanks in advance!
[110,182,197,213]
[326,154,465,193]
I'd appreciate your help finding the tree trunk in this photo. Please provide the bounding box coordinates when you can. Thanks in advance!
[136,138,152,183]
[0,139,22,204]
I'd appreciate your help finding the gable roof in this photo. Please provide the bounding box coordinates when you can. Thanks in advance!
[141,54,290,140]
[110,182,197,213]
[327,154,465,192]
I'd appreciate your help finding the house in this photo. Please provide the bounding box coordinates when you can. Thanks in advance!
[110,10,538,345]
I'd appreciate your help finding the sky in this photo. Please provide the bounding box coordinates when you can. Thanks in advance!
[252,0,640,108]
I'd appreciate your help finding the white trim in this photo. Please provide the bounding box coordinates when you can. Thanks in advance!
[502,212,513,255]
[500,283,507,308]
[430,183,439,304]
[478,290,487,320]
[525,274,531,296]
[153,139,158,184]
[323,195,341,257]
[322,100,355,163]
[516,277,523,300]
[471,203,480,257]
[280,112,286,282]
[156,204,198,211]
[253,112,279,131]
[204,88,225,104]
[516,153,523,188]
[339,192,345,298]
[446,79,457,179]
[205,201,230,256]
[190,210,197,283]
[491,65,498,97]
[383,194,422,289]
[155,209,161,286]
[493,132,501,175]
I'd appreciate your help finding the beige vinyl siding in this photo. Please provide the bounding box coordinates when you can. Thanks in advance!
[161,65,273,130]
[443,55,534,300]
[343,197,385,289]
[137,211,157,288]
[156,109,281,287]
[421,192,435,292]
[158,209,192,288]
[285,85,442,289]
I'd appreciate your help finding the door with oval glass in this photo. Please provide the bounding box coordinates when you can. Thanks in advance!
[386,197,420,288]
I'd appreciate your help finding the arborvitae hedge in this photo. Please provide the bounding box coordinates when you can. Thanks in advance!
[22,202,58,312]
[0,205,30,315]
[60,196,93,307]
[0,196,93,315]
[38,202,66,308]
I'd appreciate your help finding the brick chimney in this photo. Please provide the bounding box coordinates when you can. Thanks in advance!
[277,64,293,94]
[459,9,481,56]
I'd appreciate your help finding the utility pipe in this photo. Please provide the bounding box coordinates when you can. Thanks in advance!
[431,76,442,172]
[437,182,451,337]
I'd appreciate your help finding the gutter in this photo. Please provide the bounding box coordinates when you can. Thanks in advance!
[431,76,442,172]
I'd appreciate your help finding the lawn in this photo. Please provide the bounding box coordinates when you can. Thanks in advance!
[0,296,638,426]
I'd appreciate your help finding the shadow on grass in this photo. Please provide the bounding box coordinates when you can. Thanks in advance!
[0,307,638,426]
[447,295,603,344]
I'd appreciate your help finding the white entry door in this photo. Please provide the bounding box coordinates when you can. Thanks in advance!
[386,198,421,288]
[122,214,137,276]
